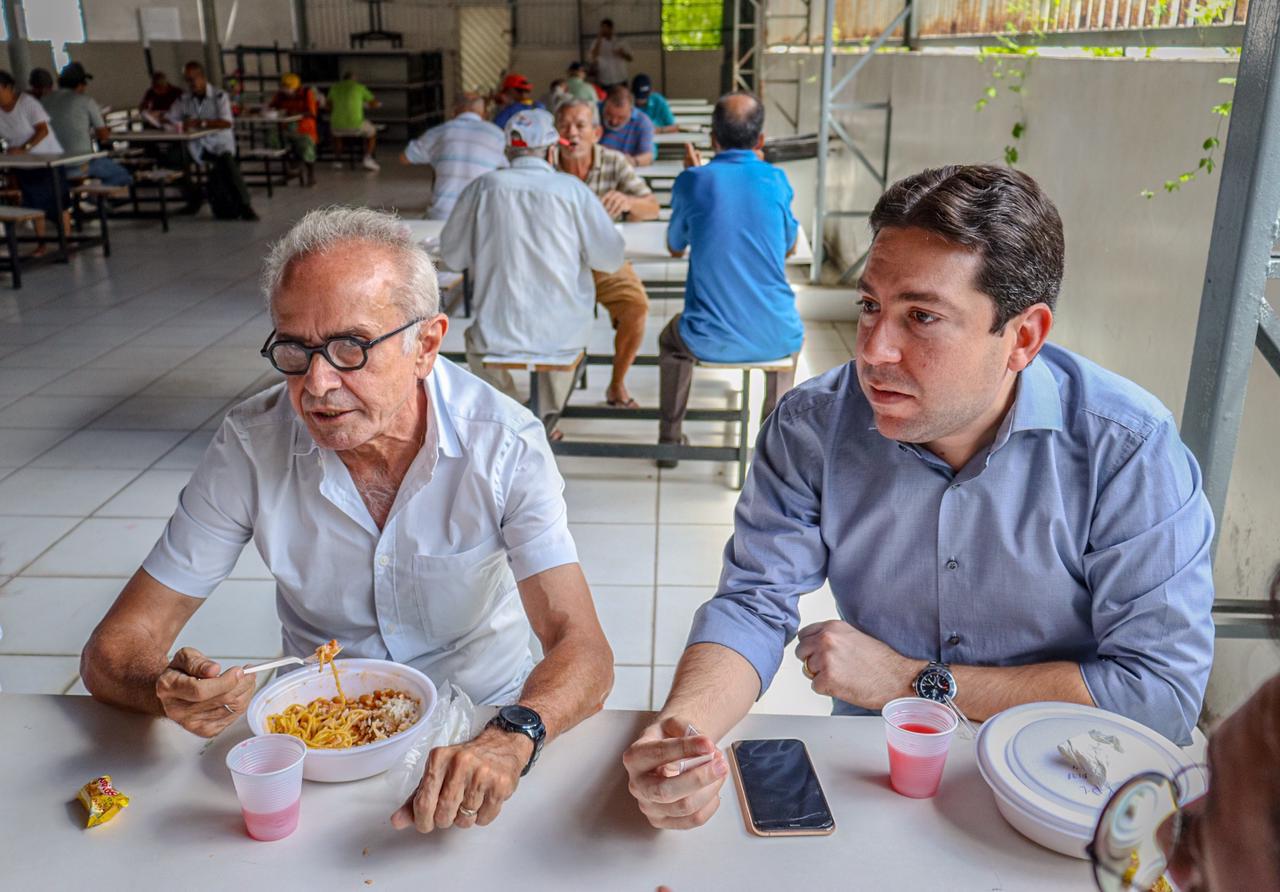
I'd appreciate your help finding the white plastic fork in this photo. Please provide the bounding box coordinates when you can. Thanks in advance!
[243,653,322,676]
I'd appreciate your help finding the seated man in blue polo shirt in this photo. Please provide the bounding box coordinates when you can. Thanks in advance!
[657,91,803,466]
[623,164,1216,830]
[598,85,654,166]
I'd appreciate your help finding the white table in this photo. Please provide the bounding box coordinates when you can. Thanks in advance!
[653,131,711,148]
[620,220,814,283]
[0,151,111,263]
[0,694,1087,890]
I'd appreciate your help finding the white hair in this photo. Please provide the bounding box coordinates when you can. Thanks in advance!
[262,206,439,352]
[555,97,601,127]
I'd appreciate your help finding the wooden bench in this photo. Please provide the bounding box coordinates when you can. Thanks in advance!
[0,205,46,288]
[481,350,588,425]
[239,146,296,197]
[552,353,800,488]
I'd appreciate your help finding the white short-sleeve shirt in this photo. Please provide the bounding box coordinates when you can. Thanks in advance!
[0,93,64,154]
[142,358,579,705]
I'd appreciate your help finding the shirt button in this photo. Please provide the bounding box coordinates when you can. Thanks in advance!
[950,483,961,491]
[945,559,959,571]
[377,555,390,567]
[948,633,962,645]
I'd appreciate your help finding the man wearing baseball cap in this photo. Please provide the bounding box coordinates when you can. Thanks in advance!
[493,73,543,129]
[442,108,624,429]
[631,74,677,133]
[40,61,133,187]
[268,73,319,186]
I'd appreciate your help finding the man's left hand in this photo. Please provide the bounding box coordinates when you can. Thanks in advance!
[601,190,631,218]
[794,621,919,710]
[390,725,531,832]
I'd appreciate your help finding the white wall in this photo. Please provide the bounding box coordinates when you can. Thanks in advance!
[767,49,1280,720]
[79,0,295,45]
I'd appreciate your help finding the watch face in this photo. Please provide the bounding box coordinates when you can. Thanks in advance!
[500,705,541,729]
[916,669,955,703]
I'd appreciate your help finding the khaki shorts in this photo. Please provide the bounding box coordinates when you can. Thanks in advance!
[593,262,649,328]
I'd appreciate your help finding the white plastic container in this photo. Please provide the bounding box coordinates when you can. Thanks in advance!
[247,658,437,783]
[975,701,1192,859]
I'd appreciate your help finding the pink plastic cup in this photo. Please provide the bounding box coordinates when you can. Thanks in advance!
[882,697,959,799]
[226,734,307,841]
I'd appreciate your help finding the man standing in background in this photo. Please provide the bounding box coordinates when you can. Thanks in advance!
[589,19,632,88]
[401,92,507,221]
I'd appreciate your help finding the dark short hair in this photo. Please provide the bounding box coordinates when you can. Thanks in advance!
[152,70,168,82]
[605,84,633,108]
[712,91,764,150]
[29,68,54,89]
[601,18,614,27]
[184,60,205,75]
[868,164,1065,332]
[0,70,14,89]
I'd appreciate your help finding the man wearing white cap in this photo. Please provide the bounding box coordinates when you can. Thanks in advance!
[442,108,624,430]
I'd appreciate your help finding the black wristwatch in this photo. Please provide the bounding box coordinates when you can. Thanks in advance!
[913,661,958,703]
[487,704,546,776]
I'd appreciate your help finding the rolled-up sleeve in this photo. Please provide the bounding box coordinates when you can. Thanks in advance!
[496,416,579,581]
[141,419,255,597]
[686,396,829,694]
[1080,416,1215,745]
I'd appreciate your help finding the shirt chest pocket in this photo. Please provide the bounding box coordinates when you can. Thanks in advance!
[411,536,516,640]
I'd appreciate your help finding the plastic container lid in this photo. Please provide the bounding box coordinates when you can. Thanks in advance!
[975,702,1191,852]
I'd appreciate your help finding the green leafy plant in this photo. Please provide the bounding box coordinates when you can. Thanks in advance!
[972,0,1058,166]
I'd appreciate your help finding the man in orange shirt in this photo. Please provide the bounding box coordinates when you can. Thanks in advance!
[269,73,319,186]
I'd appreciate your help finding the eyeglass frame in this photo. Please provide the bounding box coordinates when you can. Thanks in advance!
[259,317,427,375]
[1086,763,1209,892]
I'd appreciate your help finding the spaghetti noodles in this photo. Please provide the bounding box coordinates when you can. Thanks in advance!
[265,640,420,749]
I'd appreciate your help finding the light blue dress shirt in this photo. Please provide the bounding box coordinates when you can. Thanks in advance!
[687,343,1216,743]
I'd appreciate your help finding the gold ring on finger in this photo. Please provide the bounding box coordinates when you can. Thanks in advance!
[802,659,816,681]
[458,806,479,818]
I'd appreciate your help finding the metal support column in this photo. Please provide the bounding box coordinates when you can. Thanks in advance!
[1181,0,1280,539]
[292,0,310,49]
[197,0,222,80]
[731,0,763,93]
[810,2,910,283]
[3,0,31,89]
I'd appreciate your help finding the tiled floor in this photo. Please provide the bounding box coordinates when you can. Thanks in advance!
[0,157,850,718]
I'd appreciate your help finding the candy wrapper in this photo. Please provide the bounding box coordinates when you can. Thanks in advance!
[77,775,130,828]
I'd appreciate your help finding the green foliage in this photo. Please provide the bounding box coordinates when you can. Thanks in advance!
[1141,75,1234,199]
[662,0,723,50]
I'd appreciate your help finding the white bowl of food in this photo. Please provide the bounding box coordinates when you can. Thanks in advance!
[248,657,437,783]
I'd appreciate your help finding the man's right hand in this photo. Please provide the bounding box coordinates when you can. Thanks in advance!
[154,647,254,738]
[623,716,727,830]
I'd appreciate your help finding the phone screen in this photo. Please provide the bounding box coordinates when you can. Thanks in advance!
[732,738,834,833]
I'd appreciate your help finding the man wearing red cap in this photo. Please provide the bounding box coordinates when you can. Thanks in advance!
[493,73,543,129]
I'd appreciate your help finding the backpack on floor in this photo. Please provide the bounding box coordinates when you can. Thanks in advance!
[205,152,247,220]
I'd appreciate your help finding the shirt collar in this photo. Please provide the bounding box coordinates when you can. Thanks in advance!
[456,111,482,122]
[511,155,553,172]
[1004,353,1064,434]
[711,149,758,163]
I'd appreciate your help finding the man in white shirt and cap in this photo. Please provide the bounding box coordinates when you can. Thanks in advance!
[442,107,624,430]
[81,206,614,834]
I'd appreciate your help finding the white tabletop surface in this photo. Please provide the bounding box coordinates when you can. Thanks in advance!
[109,128,220,143]
[620,220,813,283]
[0,693,1089,890]
[635,159,689,181]
[653,131,710,147]
[0,151,106,169]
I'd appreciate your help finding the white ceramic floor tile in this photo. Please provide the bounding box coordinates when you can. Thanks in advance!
[0,468,138,516]
[152,430,216,469]
[0,576,124,654]
[658,464,741,524]
[0,655,82,694]
[554,456,658,481]
[0,366,67,398]
[89,395,230,431]
[653,586,715,665]
[605,665,652,710]
[592,585,654,665]
[563,476,658,524]
[140,364,269,398]
[85,345,193,371]
[656,524,733,587]
[35,366,163,397]
[0,394,123,429]
[568,523,655,587]
[25,517,167,576]
[94,469,192,517]
[0,428,72,468]
[0,515,80,575]
[797,351,853,384]
[178,579,282,657]
[29,430,187,470]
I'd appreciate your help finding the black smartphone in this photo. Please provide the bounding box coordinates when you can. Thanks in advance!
[729,738,836,836]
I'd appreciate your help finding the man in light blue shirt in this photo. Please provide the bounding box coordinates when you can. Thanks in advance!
[659,91,803,462]
[623,164,1215,830]
[401,93,507,220]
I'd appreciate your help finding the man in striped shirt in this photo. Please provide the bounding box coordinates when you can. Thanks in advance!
[599,85,654,166]
[401,93,508,220]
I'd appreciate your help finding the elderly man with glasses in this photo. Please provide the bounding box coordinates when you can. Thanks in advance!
[80,207,614,834]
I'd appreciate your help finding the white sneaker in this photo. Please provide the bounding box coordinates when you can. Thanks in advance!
[362,155,381,172]
[332,161,344,170]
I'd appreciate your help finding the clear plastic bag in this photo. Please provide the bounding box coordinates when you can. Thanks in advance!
[385,681,477,806]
